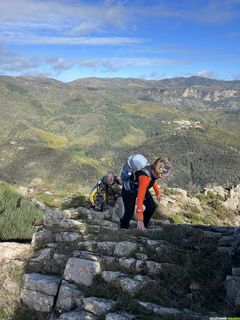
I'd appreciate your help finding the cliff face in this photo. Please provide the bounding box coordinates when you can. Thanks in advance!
[138,86,240,106]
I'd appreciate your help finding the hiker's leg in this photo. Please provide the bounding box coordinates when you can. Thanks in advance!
[108,205,115,219]
[121,188,136,229]
[115,197,125,220]
[143,191,157,228]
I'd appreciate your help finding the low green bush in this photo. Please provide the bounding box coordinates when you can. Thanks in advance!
[0,181,43,240]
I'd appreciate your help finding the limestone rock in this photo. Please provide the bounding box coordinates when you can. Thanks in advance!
[44,208,84,229]
[82,296,117,316]
[232,268,240,276]
[118,277,143,295]
[119,258,136,270]
[102,271,125,283]
[31,229,54,249]
[138,301,183,317]
[21,288,56,313]
[59,311,96,320]
[21,273,61,312]
[97,241,116,255]
[204,186,227,198]
[106,312,135,320]
[55,232,83,242]
[145,261,175,276]
[223,184,240,212]
[0,242,32,261]
[64,258,101,286]
[225,275,240,306]
[114,241,137,257]
[56,280,83,311]
[21,272,61,295]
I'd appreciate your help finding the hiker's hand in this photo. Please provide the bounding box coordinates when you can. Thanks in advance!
[156,194,161,202]
[137,221,146,231]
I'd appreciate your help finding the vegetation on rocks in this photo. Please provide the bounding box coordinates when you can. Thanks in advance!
[0,181,43,240]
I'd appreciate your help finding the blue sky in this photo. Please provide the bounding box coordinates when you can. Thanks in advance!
[0,0,240,82]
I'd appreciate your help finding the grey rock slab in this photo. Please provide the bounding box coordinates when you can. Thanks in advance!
[101,271,125,283]
[145,261,176,276]
[56,280,83,311]
[232,267,240,276]
[225,275,240,306]
[114,241,137,257]
[82,296,117,316]
[119,258,136,270]
[31,229,54,249]
[97,242,116,255]
[59,311,97,320]
[106,312,135,320]
[21,272,61,296]
[138,301,183,317]
[21,288,55,313]
[64,257,101,286]
[55,232,83,242]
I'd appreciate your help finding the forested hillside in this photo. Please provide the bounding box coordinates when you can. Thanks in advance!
[0,76,239,191]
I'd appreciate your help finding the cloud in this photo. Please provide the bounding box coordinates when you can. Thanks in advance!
[135,0,240,24]
[0,44,42,73]
[0,44,74,75]
[195,70,217,78]
[79,57,185,72]
[0,0,134,46]
[232,73,240,80]
[46,57,76,71]
[139,72,168,80]
[72,22,101,35]
[0,0,239,47]
[5,35,141,46]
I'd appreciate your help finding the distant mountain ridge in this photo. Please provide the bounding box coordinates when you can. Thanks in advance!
[0,75,239,191]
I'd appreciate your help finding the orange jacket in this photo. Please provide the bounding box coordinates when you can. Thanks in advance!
[137,175,160,221]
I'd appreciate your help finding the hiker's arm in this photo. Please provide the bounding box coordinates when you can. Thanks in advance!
[89,187,98,206]
[153,181,161,196]
[112,184,122,200]
[137,175,150,221]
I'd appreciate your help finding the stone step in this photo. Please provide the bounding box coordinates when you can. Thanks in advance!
[101,270,153,296]
[20,273,61,313]
[138,301,210,319]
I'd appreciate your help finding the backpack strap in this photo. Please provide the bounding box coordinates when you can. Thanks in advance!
[139,165,152,178]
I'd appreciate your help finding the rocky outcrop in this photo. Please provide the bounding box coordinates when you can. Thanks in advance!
[21,273,61,313]
[13,202,239,319]
[223,185,240,212]
[0,242,32,318]
[158,184,240,226]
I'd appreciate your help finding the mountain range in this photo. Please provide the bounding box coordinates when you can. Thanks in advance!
[0,75,239,192]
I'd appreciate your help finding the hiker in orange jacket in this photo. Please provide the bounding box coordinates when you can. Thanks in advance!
[120,157,171,231]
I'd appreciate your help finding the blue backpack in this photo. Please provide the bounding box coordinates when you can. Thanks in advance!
[120,154,150,191]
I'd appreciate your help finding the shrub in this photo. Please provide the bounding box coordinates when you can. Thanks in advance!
[0,181,43,240]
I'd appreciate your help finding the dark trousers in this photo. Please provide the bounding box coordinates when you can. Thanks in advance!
[120,187,156,229]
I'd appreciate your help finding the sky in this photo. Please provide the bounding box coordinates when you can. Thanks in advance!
[0,0,240,82]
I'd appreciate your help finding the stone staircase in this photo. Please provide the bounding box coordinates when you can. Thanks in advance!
[18,205,240,320]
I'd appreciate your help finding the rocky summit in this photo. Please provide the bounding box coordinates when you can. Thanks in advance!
[1,200,240,320]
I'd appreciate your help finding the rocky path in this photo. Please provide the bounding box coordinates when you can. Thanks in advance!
[15,205,240,319]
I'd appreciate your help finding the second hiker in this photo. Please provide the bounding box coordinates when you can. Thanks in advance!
[89,172,124,220]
